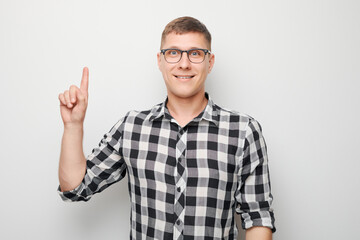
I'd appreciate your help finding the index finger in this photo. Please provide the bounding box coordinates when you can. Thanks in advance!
[80,67,89,93]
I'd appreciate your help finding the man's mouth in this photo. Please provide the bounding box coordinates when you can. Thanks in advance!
[175,75,195,79]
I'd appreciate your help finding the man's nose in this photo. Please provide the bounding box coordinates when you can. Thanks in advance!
[178,52,191,69]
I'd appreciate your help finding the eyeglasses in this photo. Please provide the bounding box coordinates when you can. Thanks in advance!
[160,48,211,64]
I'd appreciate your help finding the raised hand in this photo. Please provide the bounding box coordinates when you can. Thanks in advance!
[58,67,89,126]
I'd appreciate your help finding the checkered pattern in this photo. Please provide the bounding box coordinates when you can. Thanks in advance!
[58,93,276,239]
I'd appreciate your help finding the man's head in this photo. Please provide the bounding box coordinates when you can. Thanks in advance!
[158,17,215,100]
[160,16,212,51]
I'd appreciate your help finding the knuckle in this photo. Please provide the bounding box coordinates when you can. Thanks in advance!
[70,85,77,91]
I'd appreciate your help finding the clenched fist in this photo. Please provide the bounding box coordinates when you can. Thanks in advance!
[58,67,89,126]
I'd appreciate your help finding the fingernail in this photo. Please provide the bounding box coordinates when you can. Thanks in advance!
[71,98,75,102]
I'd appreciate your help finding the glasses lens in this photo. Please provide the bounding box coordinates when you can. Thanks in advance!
[188,49,205,63]
[165,49,181,63]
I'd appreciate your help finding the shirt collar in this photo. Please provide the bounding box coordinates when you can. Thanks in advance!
[149,92,219,127]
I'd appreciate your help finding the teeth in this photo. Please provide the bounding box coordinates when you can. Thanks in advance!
[177,76,192,79]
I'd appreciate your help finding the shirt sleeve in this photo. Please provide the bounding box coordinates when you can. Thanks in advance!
[57,116,127,202]
[235,118,276,232]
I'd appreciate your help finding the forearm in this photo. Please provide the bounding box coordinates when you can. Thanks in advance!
[245,227,272,240]
[58,124,86,192]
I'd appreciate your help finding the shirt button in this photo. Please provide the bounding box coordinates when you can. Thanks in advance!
[177,187,181,192]
[176,220,181,225]
[178,158,182,163]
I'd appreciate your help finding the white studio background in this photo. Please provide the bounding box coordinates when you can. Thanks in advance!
[0,0,359,239]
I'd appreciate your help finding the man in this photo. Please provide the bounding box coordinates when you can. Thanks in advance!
[58,16,275,240]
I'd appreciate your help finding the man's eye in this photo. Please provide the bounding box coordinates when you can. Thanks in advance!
[190,50,201,56]
[169,50,178,55]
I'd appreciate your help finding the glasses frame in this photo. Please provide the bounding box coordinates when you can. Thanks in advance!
[160,48,211,64]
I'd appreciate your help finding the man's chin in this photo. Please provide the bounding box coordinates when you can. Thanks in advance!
[167,88,204,100]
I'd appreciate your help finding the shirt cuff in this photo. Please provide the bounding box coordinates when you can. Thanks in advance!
[57,182,86,202]
[241,210,276,233]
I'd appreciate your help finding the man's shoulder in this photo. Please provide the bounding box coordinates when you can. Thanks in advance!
[213,102,254,124]
[119,102,163,125]
[213,104,264,136]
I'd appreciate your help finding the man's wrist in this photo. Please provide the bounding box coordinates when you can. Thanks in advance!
[63,123,84,133]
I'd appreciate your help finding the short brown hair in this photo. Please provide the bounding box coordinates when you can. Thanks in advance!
[161,16,212,50]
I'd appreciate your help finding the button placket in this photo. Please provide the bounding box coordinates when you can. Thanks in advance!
[173,127,187,240]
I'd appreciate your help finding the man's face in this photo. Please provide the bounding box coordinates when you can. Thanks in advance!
[157,32,215,100]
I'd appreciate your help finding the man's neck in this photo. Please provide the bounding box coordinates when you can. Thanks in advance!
[166,91,208,128]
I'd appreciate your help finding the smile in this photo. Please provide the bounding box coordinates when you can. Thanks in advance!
[175,75,194,79]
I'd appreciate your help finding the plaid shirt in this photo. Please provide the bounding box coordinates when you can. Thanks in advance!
[58,93,276,239]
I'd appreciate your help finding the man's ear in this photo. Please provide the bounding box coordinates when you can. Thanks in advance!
[208,53,215,73]
[157,52,161,69]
